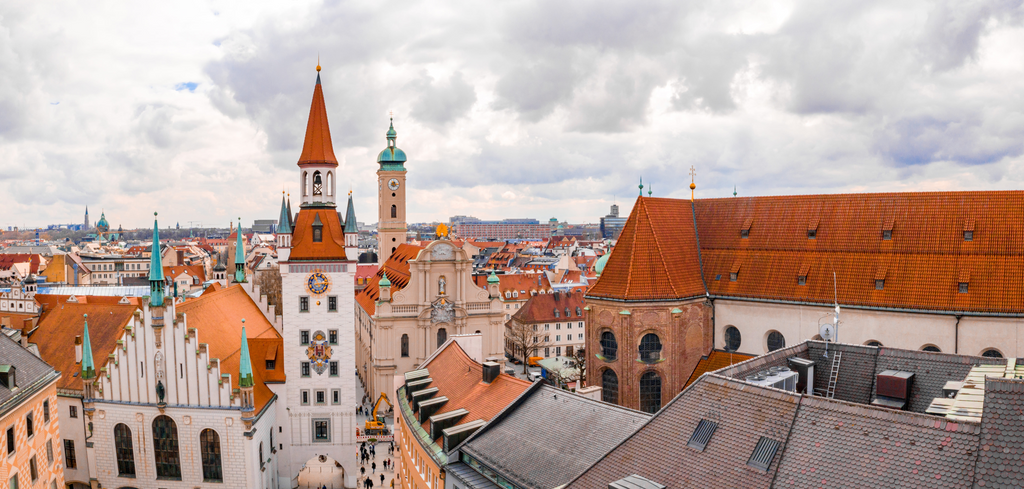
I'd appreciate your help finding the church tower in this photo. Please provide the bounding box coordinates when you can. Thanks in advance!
[278,64,358,485]
[376,119,407,266]
[84,206,90,230]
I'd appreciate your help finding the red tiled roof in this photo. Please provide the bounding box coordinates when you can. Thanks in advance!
[354,244,425,315]
[297,74,338,166]
[511,290,586,324]
[587,197,708,301]
[177,284,283,412]
[164,265,206,283]
[0,254,41,274]
[355,264,379,280]
[590,192,1024,313]
[683,350,755,388]
[418,341,531,444]
[288,208,347,261]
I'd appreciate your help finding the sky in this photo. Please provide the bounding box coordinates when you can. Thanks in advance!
[2,0,1023,230]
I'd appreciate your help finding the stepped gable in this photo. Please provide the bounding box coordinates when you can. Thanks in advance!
[355,243,424,315]
[29,302,137,391]
[177,284,283,411]
[587,197,707,301]
[289,208,348,261]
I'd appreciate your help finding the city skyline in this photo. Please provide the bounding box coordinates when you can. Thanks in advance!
[2,0,1023,229]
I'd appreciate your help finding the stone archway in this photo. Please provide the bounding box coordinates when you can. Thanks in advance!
[297,454,345,489]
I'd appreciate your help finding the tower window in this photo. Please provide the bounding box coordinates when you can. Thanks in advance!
[312,227,322,242]
[312,171,323,196]
[391,204,397,219]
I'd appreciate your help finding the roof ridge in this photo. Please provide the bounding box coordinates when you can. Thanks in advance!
[635,197,680,297]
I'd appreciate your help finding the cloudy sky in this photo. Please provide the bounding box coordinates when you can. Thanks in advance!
[2,0,1023,230]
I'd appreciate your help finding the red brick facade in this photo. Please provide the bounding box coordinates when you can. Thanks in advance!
[585,298,712,412]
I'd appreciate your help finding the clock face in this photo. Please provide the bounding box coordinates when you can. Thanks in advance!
[388,178,400,191]
[306,271,331,295]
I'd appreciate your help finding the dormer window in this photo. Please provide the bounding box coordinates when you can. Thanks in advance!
[963,231,973,241]
[807,229,816,239]
[876,279,884,290]
[959,282,968,293]
[554,309,560,318]
[798,275,806,286]
[741,217,753,239]
[883,230,892,240]
[740,229,749,239]
[312,214,323,243]
[730,272,738,282]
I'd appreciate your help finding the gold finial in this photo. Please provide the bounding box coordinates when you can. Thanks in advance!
[689,166,697,201]
[436,223,449,238]
[316,54,321,72]
[348,190,352,196]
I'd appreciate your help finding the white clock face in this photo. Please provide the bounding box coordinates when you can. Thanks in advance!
[388,178,400,191]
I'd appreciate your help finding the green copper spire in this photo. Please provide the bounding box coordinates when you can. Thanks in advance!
[378,267,392,287]
[238,321,254,388]
[277,192,292,234]
[733,185,737,197]
[344,191,358,233]
[377,118,407,171]
[148,212,165,306]
[487,269,500,284]
[639,177,644,196]
[648,183,652,197]
[81,314,96,380]
[287,194,294,229]
[234,219,246,283]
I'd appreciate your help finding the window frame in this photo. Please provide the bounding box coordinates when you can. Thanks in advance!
[114,423,136,478]
[301,362,311,377]
[328,296,338,312]
[299,296,310,313]
[312,419,331,442]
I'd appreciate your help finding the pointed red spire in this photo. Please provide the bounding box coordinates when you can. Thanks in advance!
[297,68,338,167]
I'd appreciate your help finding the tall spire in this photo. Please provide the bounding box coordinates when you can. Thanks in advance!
[638,177,644,196]
[277,192,292,234]
[239,322,254,388]
[287,194,294,228]
[81,314,96,380]
[344,191,358,233]
[297,66,338,167]
[148,212,165,306]
[234,219,246,283]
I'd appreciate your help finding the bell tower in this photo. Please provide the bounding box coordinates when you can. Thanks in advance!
[376,118,408,265]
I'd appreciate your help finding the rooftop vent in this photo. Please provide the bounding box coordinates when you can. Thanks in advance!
[686,419,717,452]
[482,361,501,384]
[443,418,487,452]
[872,370,914,410]
[747,437,780,472]
[609,474,666,489]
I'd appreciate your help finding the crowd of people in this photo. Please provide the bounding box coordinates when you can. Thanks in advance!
[357,439,397,488]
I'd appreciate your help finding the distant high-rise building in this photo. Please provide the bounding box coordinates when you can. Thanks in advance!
[600,204,627,239]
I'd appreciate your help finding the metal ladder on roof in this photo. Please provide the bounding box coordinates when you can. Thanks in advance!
[826,351,842,399]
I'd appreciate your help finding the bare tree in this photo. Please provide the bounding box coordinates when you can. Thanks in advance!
[571,346,586,388]
[254,265,282,316]
[505,319,551,374]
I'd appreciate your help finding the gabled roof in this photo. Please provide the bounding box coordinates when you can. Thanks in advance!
[587,197,707,301]
[510,290,586,324]
[30,301,137,391]
[460,383,649,489]
[288,208,348,261]
[0,254,41,274]
[297,72,338,166]
[355,244,424,315]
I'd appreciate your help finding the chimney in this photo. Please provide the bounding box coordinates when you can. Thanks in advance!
[482,361,500,384]
[75,335,83,363]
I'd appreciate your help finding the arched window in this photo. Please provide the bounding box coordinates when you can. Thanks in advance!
[766,331,785,352]
[302,171,308,196]
[565,308,570,317]
[554,309,559,318]
[114,423,135,477]
[638,333,662,363]
[865,340,883,347]
[326,171,333,196]
[576,307,582,316]
[639,371,662,414]
[152,415,181,480]
[200,429,222,483]
[724,326,741,351]
[312,171,323,196]
[601,369,618,404]
[259,442,264,469]
[437,328,447,349]
[922,345,941,353]
[982,348,1003,358]
[401,334,409,358]
[600,331,618,361]
[391,205,397,219]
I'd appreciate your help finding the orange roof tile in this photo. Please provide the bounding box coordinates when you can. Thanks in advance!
[177,284,283,412]
[288,208,348,261]
[511,290,586,324]
[30,302,137,391]
[355,244,425,315]
[418,341,531,444]
[683,350,755,388]
[297,74,338,166]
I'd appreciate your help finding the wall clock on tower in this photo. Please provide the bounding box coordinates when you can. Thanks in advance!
[307,271,331,295]
[388,178,400,191]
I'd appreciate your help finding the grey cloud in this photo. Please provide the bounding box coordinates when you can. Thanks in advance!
[493,51,581,122]
[874,114,1024,166]
[918,0,1024,72]
[409,71,477,127]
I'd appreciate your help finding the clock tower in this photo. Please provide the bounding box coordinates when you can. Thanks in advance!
[278,64,359,487]
[376,118,407,266]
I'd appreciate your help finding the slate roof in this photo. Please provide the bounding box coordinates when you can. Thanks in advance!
[591,192,1024,313]
[459,383,650,489]
[0,332,59,415]
[975,377,1024,488]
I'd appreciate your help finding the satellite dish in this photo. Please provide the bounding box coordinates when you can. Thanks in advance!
[820,323,835,342]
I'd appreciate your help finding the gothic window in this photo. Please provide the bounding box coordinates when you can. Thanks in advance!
[312,171,323,196]
[638,334,662,363]
[200,429,222,483]
[391,204,397,219]
[152,415,181,480]
[639,371,662,414]
[724,326,741,351]
[437,328,448,349]
[401,334,409,357]
[602,369,618,404]
[114,423,135,477]
[600,331,618,361]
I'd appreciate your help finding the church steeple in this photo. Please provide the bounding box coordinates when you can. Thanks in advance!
[278,192,292,234]
[148,213,165,306]
[344,192,358,234]
[234,219,246,283]
[298,66,339,207]
[81,314,96,380]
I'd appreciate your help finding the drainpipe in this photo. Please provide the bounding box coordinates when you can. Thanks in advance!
[954,314,962,354]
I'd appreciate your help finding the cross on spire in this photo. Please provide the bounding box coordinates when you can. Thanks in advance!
[689,166,696,183]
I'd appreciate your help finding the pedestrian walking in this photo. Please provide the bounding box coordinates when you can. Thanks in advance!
[361,467,366,477]
[372,462,377,474]
[380,473,385,485]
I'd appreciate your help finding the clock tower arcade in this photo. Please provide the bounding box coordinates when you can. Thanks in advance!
[278,65,358,487]
[376,119,408,266]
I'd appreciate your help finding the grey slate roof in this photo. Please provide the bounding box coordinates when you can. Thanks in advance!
[975,377,1024,488]
[460,384,650,489]
[0,333,59,416]
[446,462,500,489]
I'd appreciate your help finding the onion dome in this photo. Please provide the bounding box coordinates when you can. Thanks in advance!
[487,270,500,284]
[595,251,611,276]
[378,267,392,287]
[377,118,407,170]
